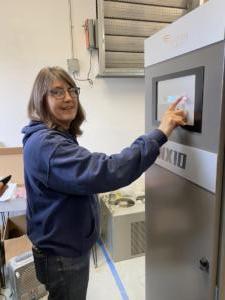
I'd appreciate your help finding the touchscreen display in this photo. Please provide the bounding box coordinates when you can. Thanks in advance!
[157,75,196,125]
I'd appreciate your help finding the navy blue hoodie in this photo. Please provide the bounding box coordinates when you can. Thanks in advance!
[22,121,167,257]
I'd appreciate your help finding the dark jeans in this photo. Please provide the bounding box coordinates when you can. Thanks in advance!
[32,246,90,300]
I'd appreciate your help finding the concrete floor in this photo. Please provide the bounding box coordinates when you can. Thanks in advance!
[0,244,145,300]
[87,244,145,300]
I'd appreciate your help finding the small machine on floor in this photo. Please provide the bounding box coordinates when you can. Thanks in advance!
[100,192,145,262]
[7,251,47,300]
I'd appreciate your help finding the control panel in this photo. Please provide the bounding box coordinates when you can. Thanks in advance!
[152,67,204,132]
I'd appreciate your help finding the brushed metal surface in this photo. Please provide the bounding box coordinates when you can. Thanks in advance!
[218,172,225,299]
[145,42,225,153]
[145,42,225,300]
[217,76,225,300]
[146,164,215,300]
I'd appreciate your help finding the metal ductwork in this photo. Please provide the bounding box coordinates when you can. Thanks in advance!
[96,0,201,77]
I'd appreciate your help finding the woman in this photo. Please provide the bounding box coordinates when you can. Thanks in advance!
[22,66,186,300]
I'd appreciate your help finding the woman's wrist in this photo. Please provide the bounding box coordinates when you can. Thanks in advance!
[158,124,172,137]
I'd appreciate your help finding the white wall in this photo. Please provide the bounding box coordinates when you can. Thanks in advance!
[0,0,145,157]
[0,0,70,146]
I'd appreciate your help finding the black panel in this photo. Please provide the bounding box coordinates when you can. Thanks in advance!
[152,66,204,133]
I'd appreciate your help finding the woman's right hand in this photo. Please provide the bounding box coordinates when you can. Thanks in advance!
[158,97,187,137]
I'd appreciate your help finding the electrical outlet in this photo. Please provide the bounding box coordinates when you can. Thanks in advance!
[67,58,80,74]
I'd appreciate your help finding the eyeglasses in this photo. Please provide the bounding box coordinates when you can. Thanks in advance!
[48,87,80,100]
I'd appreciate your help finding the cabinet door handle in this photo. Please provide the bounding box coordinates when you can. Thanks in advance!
[199,257,209,273]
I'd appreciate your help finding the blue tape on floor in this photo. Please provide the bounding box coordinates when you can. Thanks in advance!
[98,240,129,300]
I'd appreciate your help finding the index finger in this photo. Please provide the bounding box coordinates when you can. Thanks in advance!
[168,97,183,111]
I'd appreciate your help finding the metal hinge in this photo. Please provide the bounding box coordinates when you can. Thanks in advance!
[215,286,219,300]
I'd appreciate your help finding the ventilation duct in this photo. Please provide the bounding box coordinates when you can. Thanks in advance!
[96,0,192,77]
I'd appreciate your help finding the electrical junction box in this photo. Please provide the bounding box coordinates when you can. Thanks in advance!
[67,58,80,74]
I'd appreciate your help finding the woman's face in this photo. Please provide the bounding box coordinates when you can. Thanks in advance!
[46,80,79,129]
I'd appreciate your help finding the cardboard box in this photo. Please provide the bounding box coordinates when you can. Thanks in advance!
[1,216,47,299]
[3,215,26,239]
[2,215,32,263]
[0,147,24,185]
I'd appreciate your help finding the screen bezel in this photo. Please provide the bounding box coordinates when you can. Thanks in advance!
[152,67,204,133]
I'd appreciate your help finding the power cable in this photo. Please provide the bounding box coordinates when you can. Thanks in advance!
[72,49,94,87]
